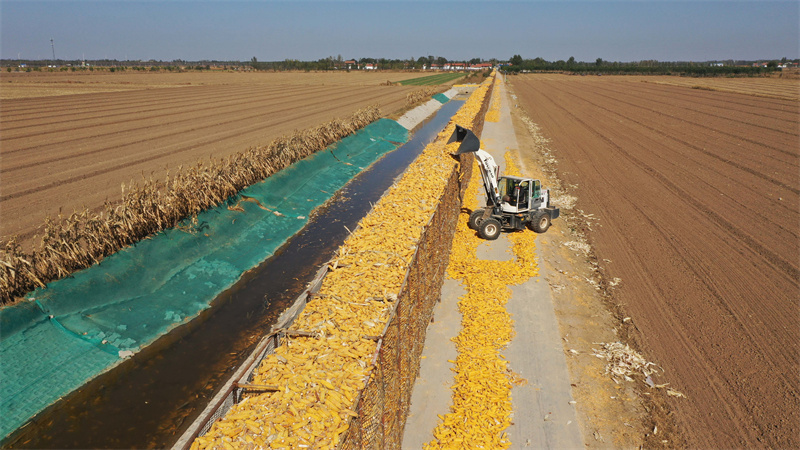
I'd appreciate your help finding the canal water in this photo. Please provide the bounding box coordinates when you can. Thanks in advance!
[5,100,463,449]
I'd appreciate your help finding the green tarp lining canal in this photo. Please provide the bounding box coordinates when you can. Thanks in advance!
[0,119,408,439]
[433,93,450,104]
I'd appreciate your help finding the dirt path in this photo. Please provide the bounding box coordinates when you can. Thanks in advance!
[509,74,799,448]
[1,79,417,248]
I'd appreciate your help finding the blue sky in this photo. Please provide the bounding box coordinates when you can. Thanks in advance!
[1,1,797,62]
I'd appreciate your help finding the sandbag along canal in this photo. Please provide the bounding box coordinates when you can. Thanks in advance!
[2,98,465,449]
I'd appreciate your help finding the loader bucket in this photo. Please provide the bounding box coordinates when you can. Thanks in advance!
[448,124,481,155]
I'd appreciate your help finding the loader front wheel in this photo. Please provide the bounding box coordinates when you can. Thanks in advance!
[529,211,551,233]
[468,209,485,230]
[479,218,502,240]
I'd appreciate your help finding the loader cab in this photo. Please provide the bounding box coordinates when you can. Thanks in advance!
[499,176,541,213]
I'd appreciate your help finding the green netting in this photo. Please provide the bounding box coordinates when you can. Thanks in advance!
[433,93,450,104]
[0,118,408,438]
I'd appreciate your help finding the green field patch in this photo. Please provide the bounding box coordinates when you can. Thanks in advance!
[398,72,465,86]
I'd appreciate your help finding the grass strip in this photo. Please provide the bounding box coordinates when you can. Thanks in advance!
[398,73,466,86]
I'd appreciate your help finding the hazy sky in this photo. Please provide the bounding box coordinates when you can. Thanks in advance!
[1,1,797,62]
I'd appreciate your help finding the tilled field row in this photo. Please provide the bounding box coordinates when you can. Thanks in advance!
[589,81,798,133]
[530,79,798,201]
[0,84,335,128]
[0,71,429,100]
[510,74,799,449]
[641,77,800,101]
[520,73,799,101]
[1,86,405,150]
[0,83,416,245]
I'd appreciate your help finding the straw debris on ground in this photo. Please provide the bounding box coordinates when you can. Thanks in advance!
[591,342,660,383]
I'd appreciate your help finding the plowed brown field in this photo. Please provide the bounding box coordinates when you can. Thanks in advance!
[510,74,799,448]
[0,72,422,248]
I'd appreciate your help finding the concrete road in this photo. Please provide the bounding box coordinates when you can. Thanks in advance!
[403,76,584,449]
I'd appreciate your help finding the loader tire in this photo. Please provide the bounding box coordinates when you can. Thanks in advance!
[468,209,485,230]
[479,218,502,240]
[530,211,551,233]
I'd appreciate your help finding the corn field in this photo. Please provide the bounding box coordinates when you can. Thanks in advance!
[0,106,381,305]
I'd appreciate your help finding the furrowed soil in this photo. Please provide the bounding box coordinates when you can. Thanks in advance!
[0,71,425,249]
[509,74,799,449]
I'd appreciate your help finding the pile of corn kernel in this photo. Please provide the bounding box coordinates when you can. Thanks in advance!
[191,75,493,450]
[484,76,503,123]
[424,150,539,448]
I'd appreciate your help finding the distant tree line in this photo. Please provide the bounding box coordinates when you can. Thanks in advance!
[2,58,238,72]
[4,55,795,75]
[503,55,788,76]
[248,55,498,71]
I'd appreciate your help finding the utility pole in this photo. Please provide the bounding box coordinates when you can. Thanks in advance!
[51,38,56,61]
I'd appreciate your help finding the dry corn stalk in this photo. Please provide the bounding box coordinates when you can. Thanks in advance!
[192,76,494,450]
[406,86,440,107]
[0,106,381,305]
[592,342,660,383]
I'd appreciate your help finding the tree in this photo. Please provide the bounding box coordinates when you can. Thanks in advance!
[510,54,523,66]
[251,57,258,69]
[595,57,604,66]
[567,56,575,66]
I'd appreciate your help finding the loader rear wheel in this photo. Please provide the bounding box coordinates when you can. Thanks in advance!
[530,211,551,233]
[468,209,485,230]
[479,218,502,240]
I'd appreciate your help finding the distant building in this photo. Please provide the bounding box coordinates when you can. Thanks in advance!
[344,60,357,70]
[468,63,493,71]
[364,63,376,70]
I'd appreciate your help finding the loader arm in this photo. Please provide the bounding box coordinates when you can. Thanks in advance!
[448,125,502,206]
[473,149,501,206]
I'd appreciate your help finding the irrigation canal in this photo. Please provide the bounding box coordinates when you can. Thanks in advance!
[5,99,464,449]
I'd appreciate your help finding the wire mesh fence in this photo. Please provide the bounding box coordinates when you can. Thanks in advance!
[176,80,491,450]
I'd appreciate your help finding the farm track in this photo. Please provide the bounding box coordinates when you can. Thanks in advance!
[0,79,416,246]
[511,74,799,449]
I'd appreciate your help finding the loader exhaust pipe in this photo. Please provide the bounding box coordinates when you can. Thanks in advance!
[448,124,481,155]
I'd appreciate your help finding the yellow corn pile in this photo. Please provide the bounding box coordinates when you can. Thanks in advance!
[484,77,502,123]
[424,149,538,448]
[191,75,493,450]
